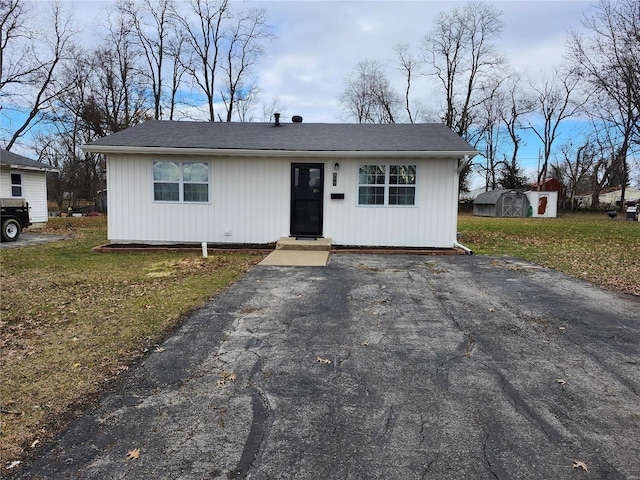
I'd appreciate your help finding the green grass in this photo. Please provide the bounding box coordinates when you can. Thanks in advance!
[458,212,639,296]
[0,217,265,464]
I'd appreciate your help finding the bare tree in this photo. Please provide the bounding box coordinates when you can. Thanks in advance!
[339,59,400,124]
[166,28,188,120]
[554,140,595,209]
[420,1,506,140]
[1,0,76,150]
[528,68,585,190]
[219,7,272,122]
[568,0,640,210]
[589,130,618,209]
[420,1,506,190]
[94,6,151,132]
[260,95,287,122]
[393,43,423,123]
[174,0,272,122]
[476,82,505,191]
[499,74,534,189]
[175,0,230,122]
[1,0,31,93]
[118,0,176,120]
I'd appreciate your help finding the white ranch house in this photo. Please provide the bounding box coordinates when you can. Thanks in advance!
[82,120,477,249]
[0,149,58,224]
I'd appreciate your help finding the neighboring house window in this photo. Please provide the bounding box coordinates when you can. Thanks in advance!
[358,164,416,206]
[10,173,23,197]
[153,161,209,203]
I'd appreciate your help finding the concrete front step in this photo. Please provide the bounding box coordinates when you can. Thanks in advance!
[259,250,330,266]
[276,236,332,251]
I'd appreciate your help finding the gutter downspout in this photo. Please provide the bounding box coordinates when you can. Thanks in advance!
[454,241,473,255]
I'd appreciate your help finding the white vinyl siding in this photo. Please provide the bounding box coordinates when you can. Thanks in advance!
[108,154,289,244]
[325,158,457,248]
[106,154,460,248]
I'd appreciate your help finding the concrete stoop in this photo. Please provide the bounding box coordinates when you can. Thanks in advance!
[259,237,331,266]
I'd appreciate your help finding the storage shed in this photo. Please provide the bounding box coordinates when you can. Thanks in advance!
[473,189,530,217]
[525,191,558,218]
[82,120,478,248]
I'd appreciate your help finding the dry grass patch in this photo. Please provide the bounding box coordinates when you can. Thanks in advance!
[1,217,265,466]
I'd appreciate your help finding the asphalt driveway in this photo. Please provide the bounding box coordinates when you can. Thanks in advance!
[0,232,67,249]
[14,255,640,479]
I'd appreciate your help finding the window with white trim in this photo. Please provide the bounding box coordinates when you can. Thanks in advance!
[153,161,209,202]
[358,164,416,206]
[11,173,23,197]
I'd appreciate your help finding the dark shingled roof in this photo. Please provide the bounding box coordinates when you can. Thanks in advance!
[85,120,477,154]
[0,149,58,171]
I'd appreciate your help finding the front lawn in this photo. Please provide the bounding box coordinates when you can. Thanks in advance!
[0,217,265,467]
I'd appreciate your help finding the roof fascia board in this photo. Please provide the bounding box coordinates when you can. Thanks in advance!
[1,163,59,172]
[80,145,477,159]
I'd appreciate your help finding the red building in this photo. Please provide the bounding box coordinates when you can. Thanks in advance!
[531,178,564,196]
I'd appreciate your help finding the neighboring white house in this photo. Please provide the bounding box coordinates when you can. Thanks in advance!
[82,119,477,248]
[0,149,58,224]
[575,187,640,209]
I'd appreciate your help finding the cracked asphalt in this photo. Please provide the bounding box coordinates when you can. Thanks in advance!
[14,255,640,479]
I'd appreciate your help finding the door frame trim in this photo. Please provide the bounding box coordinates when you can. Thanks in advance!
[290,163,324,237]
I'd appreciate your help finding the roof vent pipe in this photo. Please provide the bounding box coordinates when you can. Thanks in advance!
[274,112,281,126]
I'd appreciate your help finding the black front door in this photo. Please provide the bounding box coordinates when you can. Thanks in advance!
[291,163,324,237]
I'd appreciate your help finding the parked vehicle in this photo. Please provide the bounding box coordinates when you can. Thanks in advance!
[1,198,30,241]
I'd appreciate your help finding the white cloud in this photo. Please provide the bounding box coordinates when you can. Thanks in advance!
[252,0,595,123]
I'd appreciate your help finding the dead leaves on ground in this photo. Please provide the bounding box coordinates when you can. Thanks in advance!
[573,459,588,472]
[316,357,332,364]
[216,371,237,388]
[126,448,140,460]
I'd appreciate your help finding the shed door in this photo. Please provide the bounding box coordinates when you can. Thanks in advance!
[291,163,323,237]
[502,195,524,217]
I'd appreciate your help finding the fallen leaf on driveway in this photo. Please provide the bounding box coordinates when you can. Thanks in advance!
[127,448,140,460]
[488,307,496,312]
[216,371,237,388]
[556,378,567,385]
[572,459,588,471]
[316,357,332,364]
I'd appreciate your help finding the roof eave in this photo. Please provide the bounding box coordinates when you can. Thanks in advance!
[80,145,478,159]
[1,163,59,172]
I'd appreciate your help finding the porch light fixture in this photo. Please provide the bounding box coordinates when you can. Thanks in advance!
[334,162,339,171]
